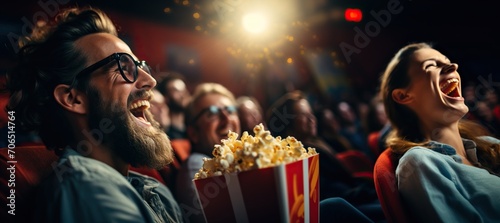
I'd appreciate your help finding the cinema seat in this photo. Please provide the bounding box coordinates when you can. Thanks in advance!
[373,148,413,223]
[336,150,374,179]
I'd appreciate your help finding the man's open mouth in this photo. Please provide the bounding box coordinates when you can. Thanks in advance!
[130,100,151,124]
[439,78,460,98]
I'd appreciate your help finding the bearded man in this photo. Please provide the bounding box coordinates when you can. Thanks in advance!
[6,7,182,223]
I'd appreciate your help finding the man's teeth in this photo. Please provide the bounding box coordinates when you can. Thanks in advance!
[130,100,150,111]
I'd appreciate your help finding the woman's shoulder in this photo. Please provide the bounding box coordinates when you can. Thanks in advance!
[397,147,448,171]
[402,146,439,159]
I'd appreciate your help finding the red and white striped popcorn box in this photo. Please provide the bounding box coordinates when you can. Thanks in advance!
[193,154,320,223]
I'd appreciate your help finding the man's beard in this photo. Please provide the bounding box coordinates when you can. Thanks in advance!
[87,88,174,169]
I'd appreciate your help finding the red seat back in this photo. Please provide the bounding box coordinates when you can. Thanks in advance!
[368,131,381,157]
[130,166,167,185]
[373,148,412,223]
[336,150,374,179]
[158,139,192,186]
[170,139,191,166]
[0,75,8,128]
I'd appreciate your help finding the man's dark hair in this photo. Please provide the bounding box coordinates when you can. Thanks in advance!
[6,7,117,152]
[156,71,186,96]
[266,90,304,138]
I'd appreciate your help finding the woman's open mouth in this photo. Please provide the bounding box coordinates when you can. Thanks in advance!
[439,78,460,98]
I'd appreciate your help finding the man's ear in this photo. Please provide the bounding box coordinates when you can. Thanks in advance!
[53,84,88,114]
[391,88,413,104]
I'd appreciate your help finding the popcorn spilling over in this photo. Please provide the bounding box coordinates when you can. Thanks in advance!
[194,123,317,179]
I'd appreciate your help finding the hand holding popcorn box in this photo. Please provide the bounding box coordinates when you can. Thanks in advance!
[193,124,319,223]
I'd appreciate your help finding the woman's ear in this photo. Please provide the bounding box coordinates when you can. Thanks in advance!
[53,84,88,114]
[392,88,413,104]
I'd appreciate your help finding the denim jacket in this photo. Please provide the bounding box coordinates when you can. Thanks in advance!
[35,149,183,223]
[396,137,500,223]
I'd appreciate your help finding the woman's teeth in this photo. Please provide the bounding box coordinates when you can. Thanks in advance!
[440,78,459,95]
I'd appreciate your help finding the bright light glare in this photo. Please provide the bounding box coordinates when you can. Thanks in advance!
[242,13,268,34]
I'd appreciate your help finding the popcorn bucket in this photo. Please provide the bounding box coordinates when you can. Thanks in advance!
[193,154,319,223]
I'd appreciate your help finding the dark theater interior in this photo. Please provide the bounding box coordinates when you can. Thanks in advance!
[1,1,500,223]
[1,0,499,106]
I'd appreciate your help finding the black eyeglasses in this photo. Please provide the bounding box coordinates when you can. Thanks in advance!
[67,52,151,91]
[191,105,237,123]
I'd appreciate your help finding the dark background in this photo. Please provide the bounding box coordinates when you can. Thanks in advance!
[1,0,499,107]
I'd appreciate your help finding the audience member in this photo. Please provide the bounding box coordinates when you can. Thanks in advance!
[471,101,500,137]
[266,91,380,210]
[175,82,240,223]
[483,88,500,124]
[380,42,500,222]
[362,94,391,157]
[150,88,171,132]
[315,107,354,153]
[363,94,388,135]
[334,101,375,160]
[158,72,191,139]
[6,7,183,222]
[236,95,265,133]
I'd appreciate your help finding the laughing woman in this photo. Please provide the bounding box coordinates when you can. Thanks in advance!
[380,42,500,223]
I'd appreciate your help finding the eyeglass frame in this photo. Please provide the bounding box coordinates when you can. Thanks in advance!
[66,52,151,91]
[190,105,238,124]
